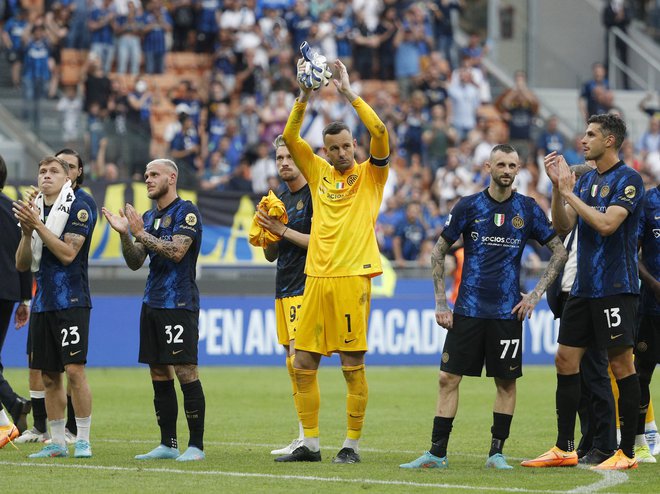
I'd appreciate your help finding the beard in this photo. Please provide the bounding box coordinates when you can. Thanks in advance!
[147,183,168,200]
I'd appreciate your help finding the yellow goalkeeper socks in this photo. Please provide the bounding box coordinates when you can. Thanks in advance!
[293,368,320,439]
[343,364,368,441]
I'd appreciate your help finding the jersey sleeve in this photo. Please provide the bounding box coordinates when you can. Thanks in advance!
[64,200,92,238]
[529,200,556,245]
[283,99,321,185]
[440,197,469,245]
[610,171,644,214]
[638,194,649,241]
[173,202,201,239]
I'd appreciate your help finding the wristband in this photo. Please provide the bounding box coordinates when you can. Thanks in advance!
[281,227,289,237]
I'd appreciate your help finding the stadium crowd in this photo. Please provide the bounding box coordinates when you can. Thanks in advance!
[0,0,659,269]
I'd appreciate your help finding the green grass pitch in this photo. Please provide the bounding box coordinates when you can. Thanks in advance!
[1,365,659,493]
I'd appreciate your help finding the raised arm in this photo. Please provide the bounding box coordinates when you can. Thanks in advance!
[332,59,389,161]
[512,236,568,320]
[282,60,317,174]
[431,236,453,329]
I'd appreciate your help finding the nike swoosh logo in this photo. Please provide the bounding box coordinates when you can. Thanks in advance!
[474,218,487,223]
[344,338,356,344]
[509,366,519,371]
[655,215,660,220]
[186,410,199,414]
[323,177,331,184]
[611,334,623,340]
[69,350,82,356]
[172,349,184,355]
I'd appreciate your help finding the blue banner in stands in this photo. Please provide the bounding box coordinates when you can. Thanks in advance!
[1,295,559,367]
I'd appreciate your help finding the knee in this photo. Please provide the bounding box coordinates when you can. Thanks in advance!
[439,371,460,390]
[64,364,86,385]
[41,372,59,389]
[174,364,198,384]
[554,350,575,374]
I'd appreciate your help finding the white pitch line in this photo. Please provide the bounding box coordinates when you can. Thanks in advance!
[0,460,582,493]
[567,465,629,493]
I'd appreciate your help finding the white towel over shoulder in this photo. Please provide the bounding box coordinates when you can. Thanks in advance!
[31,180,76,272]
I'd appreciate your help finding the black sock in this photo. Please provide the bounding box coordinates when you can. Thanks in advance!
[181,380,206,450]
[555,373,580,452]
[430,416,453,458]
[617,374,641,458]
[66,395,77,435]
[489,412,513,456]
[32,397,47,433]
[153,380,178,449]
[637,374,651,436]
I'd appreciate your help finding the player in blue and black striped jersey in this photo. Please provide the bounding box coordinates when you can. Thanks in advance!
[14,156,94,458]
[401,144,567,471]
[256,135,312,456]
[634,185,660,459]
[523,114,645,470]
[103,159,206,462]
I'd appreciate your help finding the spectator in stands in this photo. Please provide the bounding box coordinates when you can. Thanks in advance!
[285,0,312,53]
[87,101,105,171]
[579,62,609,122]
[21,23,51,132]
[416,55,451,111]
[602,0,632,89]
[621,138,643,171]
[495,70,539,161]
[235,47,267,102]
[536,115,566,162]
[238,95,262,149]
[199,150,231,191]
[56,84,82,147]
[170,80,202,128]
[636,116,660,161]
[65,0,91,49]
[433,147,474,209]
[351,9,378,80]
[375,6,397,80]
[141,0,172,74]
[113,1,143,76]
[225,156,253,192]
[170,111,202,189]
[88,0,115,75]
[193,0,220,53]
[169,0,195,52]
[205,101,229,155]
[401,90,431,162]
[263,17,290,67]
[261,90,293,146]
[447,66,481,142]
[2,7,29,87]
[428,0,462,69]
[472,125,503,169]
[460,31,488,68]
[639,91,660,119]
[126,78,153,180]
[563,133,586,165]
[393,201,431,267]
[377,196,404,260]
[332,1,353,69]
[44,2,70,98]
[422,104,457,175]
[393,19,430,101]
[212,29,238,92]
[251,141,278,194]
[221,119,245,171]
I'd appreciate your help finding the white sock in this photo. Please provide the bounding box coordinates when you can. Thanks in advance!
[635,433,648,447]
[297,422,304,441]
[29,390,45,399]
[342,438,359,452]
[303,436,320,452]
[75,416,91,442]
[0,409,11,426]
[645,420,658,433]
[49,419,66,447]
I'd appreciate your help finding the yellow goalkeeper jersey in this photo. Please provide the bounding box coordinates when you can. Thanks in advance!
[283,97,389,278]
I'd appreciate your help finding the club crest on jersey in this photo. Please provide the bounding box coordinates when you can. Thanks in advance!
[471,231,478,241]
[162,215,172,228]
[76,209,88,222]
[590,184,598,197]
[600,185,610,198]
[296,200,304,211]
[185,213,197,226]
[624,185,636,199]
[335,181,345,190]
[347,174,358,186]
[511,215,524,229]
[494,214,505,227]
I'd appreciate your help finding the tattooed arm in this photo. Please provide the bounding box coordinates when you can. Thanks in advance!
[120,233,148,271]
[512,236,568,320]
[134,232,193,264]
[431,236,454,329]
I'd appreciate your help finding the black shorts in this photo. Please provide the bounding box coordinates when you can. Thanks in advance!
[558,294,638,350]
[139,304,199,365]
[440,314,523,379]
[29,308,91,372]
[635,314,660,364]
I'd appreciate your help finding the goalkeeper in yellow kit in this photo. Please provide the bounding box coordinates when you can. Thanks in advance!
[275,57,389,464]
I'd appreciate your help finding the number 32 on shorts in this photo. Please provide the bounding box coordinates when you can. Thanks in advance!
[165,324,184,344]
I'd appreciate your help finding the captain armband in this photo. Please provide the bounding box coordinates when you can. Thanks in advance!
[369,155,389,167]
